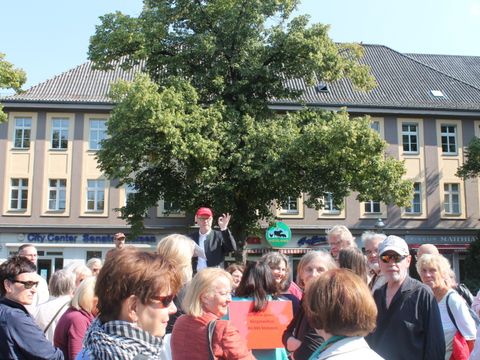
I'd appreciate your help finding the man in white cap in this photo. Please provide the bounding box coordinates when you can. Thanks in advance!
[189,207,236,272]
[366,235,445,360]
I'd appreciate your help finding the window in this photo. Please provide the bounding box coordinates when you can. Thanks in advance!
[441,125,457,154]
[323,192,340,214]
[444,183,460,215]
[87,180,105,211]
[48,179,66,211]
[125,184,137,206]
[280,196,299,214]
[402,123,418,153]
[10,178,28,210]
[13,117,32,149]
[89,119,107,150]
[86,251,102,261]
[364,200,380,214]
[405,182,421,214]
[370,121,380,133]
[51,118,69,149]
[163,200,181,214]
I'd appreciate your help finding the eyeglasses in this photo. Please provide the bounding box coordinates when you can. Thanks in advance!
[380,254,407,263]
[150,294,175,307]
[8,279,39,289]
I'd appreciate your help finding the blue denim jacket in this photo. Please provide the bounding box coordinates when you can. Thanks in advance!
[0,297,64,359]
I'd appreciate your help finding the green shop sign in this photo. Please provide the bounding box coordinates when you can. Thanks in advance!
[265,222,291,247]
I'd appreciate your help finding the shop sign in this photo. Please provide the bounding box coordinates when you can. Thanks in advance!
[297,235,327,247]
[265,222,291,247]
[25,233,157,244]
[405,235,475,244]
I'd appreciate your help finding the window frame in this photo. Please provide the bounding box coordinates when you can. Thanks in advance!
[323,192,341,214]
[444,183,461,215]
[48,179,67,211]
[280,196,300,215]
[364,200,381,214]
[441,125,457,155]
[13,117,32,149]
[86,179,105,212]
[88,118,107,150]
[51,118,69,150]
[405,182,422,214]
[402,123,419,154]
[10,178,29,210]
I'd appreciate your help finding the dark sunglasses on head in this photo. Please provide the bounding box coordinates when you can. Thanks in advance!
[8,278,39,289]
[150,294,175,307]
[380,254,407,263]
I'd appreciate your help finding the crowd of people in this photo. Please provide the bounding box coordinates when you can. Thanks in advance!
[0,208,479,359]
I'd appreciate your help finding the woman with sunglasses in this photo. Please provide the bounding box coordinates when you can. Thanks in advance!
[0,255,64,359]
[417,254,477,359]
[171,267,254,359]
[76,248,182,359]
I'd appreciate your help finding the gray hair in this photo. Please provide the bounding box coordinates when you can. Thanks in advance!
[361,231,387,246]
[49,269,76,297]
[86,258,102,270]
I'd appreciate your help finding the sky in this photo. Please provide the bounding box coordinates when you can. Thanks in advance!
[2,0,480,92]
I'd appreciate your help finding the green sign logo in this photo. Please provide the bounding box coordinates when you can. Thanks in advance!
[266,222,291,247]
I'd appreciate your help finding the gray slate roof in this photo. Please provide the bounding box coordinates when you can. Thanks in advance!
[4,44,480,112]
[3,60,143,104]
[406,53,480,90]
[280,45,480,111]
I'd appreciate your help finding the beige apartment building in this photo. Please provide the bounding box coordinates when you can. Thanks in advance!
[1,44,480,280]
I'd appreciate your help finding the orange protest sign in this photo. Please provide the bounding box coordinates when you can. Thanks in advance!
[228,300,293,349]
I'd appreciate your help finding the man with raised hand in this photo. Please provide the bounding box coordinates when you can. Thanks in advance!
[189,207,236,273]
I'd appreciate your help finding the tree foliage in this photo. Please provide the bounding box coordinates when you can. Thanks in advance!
[89,0,412,242]
[0,53,26,122]
[457,137,480,179]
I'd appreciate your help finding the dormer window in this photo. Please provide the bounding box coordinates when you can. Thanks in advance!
[316,83,329,93]
[431,90,445,98]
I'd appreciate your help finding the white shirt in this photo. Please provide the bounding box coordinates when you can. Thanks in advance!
[34,295,71,342]
[25,274,50,316]
[439,289,477,359]
[196,230,210,272]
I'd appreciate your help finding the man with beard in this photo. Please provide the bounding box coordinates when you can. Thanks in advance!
[326,225,356,262]
[366,235,445,360]
[361,231,387,291]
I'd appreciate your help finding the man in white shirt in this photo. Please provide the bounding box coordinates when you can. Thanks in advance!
[189,207,236,273]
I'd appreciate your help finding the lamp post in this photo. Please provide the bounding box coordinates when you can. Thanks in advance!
[375,218,385,233]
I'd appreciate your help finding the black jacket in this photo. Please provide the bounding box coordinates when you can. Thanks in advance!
[366,276,445,360]
[190,228,236,271]
[0,297,64,359]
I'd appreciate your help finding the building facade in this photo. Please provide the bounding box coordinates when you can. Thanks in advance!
[1,45,480,280]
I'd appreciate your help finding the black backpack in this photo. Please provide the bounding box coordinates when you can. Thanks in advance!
[455,283,474,307]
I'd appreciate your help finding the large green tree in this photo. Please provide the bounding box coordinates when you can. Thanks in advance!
[0,53,26,122]
[89,0,412,246]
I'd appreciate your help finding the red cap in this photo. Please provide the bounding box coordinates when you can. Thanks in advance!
[196,207,213,218]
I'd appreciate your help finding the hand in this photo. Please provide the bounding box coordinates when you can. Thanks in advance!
[218,213,231,230]
[286,336,302,352]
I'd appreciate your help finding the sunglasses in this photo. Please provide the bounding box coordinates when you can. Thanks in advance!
[150,294,175,307]
[8,279,39,289]
[380,254,407,263]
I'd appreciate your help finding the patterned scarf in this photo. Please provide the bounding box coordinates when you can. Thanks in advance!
[82,318,164,359]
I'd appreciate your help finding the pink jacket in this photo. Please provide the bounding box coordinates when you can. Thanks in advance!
[53,307,94,360]
[171,312,254,360]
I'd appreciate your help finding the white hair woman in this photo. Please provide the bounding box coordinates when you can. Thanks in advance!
[417,254,477,359]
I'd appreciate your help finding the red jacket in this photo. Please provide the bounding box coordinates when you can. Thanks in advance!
[54,307,94,360]
[171,312,254,360]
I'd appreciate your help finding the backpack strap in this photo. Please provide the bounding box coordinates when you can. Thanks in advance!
[44,300,70,333]
[446,291,459,331]
[207,320,217,360]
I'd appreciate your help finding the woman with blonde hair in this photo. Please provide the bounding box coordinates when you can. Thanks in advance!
[304,268,383,359]
[157,233,205,334]
[417,254,477,359]
[171,268,254,359]
[54,276,97,360]
[283,251,337,359]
